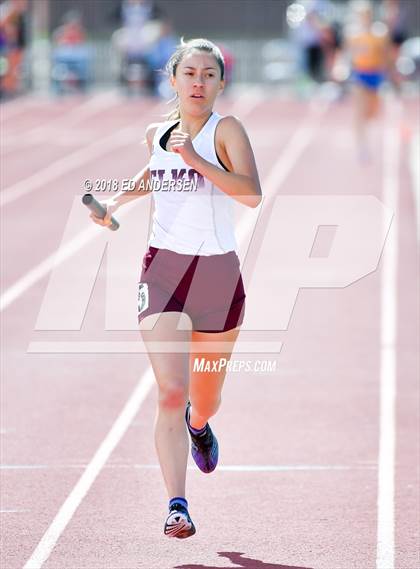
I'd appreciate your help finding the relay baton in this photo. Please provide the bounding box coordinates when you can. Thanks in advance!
[82,194,120,231]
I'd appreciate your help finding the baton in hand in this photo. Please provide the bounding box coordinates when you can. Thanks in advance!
[82,194,120,231]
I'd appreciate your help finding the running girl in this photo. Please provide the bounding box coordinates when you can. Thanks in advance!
[89,38,262,539]
[343,1,392,161]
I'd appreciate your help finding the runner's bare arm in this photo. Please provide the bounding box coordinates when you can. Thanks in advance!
[112,122,160,204]
[186,116,262,208]
[89,123,159,226]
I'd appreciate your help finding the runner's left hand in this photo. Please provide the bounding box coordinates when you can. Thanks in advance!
[168,131,199,166]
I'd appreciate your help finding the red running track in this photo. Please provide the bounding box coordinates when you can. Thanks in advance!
[0,89,418,569]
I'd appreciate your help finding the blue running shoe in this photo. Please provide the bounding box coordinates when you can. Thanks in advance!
[185,401,219,473]
[164,502,196,539]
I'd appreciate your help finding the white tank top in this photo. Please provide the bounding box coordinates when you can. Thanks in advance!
[147,111,237,255]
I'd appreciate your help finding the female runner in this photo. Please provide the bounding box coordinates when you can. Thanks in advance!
[343,0,392,161]
[89,38,262,539]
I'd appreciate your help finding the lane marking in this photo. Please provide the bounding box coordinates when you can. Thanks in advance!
[137,464,377,472]
[0,96,44,122]
[409,131,420,241]
[1,465,48,469]
[227,85,266,117]
[376,95,401,569]
[1,92,122,152]
[0,220,124,312]
[0,125,144,208]
[235,94,329,262]
[26,341,282,354]
[1,463,376,472]
[0,428,16,435]
[22,368,155,569]
[0,509,31,513]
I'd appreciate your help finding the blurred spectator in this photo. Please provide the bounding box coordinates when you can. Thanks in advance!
[111,0,179,96]
[381,0,409,89]
[51,10,91,94]
[292,0,333,83]
[119,0,160,28]
[218,43,235,92]
[382,0,408,48]
[323,17,344,81]
[0,0,27,99]
[112,0,161,91]
[144,19,178,96]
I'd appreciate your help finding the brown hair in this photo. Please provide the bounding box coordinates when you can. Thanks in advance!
[164,37,225,121]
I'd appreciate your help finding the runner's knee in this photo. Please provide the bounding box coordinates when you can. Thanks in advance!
[158,381,188,410]
[191,394,222,418]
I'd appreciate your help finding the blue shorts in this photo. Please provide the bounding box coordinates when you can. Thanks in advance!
[352,70,385,91]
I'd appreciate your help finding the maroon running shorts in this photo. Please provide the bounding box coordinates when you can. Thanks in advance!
[137,246,246,333]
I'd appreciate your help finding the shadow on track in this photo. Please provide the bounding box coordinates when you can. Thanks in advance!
[174,550,314,569]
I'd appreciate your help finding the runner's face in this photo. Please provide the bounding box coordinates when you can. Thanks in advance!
[172,51,224,115]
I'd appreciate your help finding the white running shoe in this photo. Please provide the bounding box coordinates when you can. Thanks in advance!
[164,503,196,539]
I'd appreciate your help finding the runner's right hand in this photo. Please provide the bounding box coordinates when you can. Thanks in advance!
[89,199,118,227]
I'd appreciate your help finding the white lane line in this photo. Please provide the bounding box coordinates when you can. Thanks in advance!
[0,125,142,208]
[0,96,43,121]
[1,465,48,469]
[376,95,401,569]
[235,97,329,260]
[0,427,16,434]
[409,131,420,241]
[22,368,155,569]
[20,98,325,569]
[2,92,122,152]
[26,341,282,353]
[0,219,120,312]
[138,464,376,472]
[228,86,265,117]
[0,509,31,513]
[1,463,376,472]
